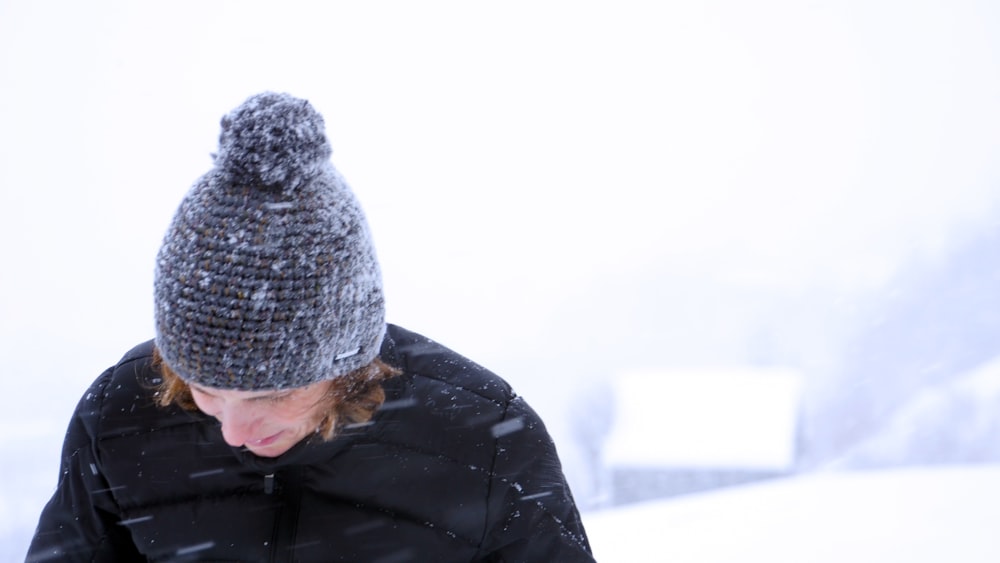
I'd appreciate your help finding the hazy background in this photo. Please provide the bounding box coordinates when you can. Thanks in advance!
[3,0,1000,558]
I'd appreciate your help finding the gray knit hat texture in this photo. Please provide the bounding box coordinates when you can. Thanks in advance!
[154,92,385,390]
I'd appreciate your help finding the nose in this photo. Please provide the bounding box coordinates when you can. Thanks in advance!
[217,407,258,447]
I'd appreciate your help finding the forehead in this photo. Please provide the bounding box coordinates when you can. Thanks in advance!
[189,382,317,400]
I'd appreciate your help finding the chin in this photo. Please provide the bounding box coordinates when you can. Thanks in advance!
[246,442,293,457]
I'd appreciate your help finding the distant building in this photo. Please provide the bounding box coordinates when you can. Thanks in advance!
[603,367,802,505]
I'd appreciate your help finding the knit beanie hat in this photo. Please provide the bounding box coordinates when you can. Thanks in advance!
[154,92,385,390]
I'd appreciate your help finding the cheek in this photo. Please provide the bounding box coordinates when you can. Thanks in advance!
[274,398,324,426]
[190,393,220,416]
[191,393,215,416]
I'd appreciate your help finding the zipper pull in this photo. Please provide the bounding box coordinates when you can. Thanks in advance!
[264,473,275,495]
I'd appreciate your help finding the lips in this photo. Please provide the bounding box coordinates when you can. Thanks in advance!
[249,431,283,447]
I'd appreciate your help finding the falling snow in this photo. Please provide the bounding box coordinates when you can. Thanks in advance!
[5,1,1000,561]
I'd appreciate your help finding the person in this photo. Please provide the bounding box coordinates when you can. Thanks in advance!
[27,92,595,562]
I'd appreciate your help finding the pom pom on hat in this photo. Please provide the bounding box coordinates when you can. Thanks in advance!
[215,92,332,192]
[154,92,385,391]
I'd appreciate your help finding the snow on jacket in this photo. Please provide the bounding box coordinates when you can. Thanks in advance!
[27,324,594,562]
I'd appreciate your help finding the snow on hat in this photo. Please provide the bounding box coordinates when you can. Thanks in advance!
[154,92,385,390]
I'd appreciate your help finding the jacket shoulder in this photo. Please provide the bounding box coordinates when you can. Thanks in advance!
[382,324,513,404]
[375,325,525,470]
[118,339,156,366]
[104,339,159,399]
[83,340,188,439]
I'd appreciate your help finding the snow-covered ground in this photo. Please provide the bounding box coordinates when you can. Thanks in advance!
[585,464,1000,562]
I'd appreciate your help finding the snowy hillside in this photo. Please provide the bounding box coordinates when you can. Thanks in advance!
[585,465,1000,562]
[832,357,1000,469]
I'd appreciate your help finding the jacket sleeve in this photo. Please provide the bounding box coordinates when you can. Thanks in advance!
[26,369,144,562]
[478,396,596,562]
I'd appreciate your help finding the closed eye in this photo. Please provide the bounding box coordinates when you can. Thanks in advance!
[254,392,293,403]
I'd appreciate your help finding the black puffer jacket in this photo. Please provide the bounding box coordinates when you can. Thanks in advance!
[28,325,594,562]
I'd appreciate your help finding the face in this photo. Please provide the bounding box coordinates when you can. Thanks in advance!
[188,380,333,457]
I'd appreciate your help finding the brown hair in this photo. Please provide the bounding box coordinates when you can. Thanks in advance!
[151,347,401,440]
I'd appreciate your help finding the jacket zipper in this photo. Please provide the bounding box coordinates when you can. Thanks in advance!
[267,468,303,563]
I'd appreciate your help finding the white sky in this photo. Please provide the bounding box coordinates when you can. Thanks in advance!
[2,0,1000,520]
[605,368,802,469]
